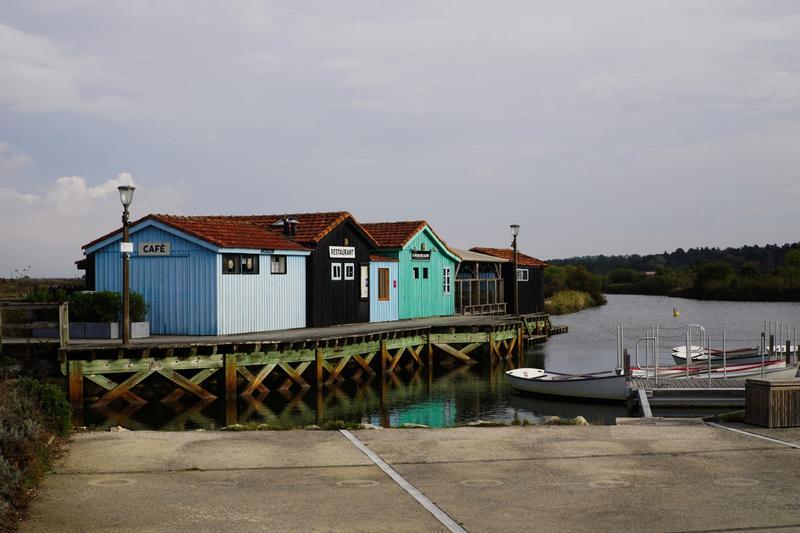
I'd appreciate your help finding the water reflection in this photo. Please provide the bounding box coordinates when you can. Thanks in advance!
[84,295,798,430]
[84,350,588,430]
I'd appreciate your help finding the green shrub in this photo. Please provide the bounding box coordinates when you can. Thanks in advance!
[15,378,71,437]
[68,291,148,322]
[545,290,598,315]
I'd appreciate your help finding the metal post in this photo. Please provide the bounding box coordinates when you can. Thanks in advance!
[512,234,519,315]
[722,331,726,379]
[655,325,660,385]
[121,207,131,345]
[761,332,766,356]
[769,334,775,357]
[685,329,690,379]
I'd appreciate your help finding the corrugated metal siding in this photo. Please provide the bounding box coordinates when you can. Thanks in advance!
[397,228,457,319]
[93,226,217,335]
[307,221,372,327]
[369,261,398,322]
[503,264,545,314]
[217,254,306,335]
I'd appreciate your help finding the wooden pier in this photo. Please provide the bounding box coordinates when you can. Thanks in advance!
[57,313,564,423]
[631,377,749,411]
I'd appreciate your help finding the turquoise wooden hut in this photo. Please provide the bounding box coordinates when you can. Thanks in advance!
[362,221,461,319]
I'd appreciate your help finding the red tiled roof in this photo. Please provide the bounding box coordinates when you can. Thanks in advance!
[361,221,427,249]
[470,247,548,268]
[229,212,378,247]
[82,214,307,251]
[369,255,398,263]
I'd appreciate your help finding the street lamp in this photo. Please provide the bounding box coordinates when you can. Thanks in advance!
[118,185,135,345]
[510,224,520,315]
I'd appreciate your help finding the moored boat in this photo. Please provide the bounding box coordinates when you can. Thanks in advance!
[505,368,628,401]
[671,345,762,365]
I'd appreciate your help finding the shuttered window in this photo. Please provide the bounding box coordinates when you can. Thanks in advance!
[443,267,451,294]
[360,265,369,298]
[378,268,390,301]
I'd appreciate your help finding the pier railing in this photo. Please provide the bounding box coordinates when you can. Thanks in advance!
[455,278,505,315]
[0,301,70,352]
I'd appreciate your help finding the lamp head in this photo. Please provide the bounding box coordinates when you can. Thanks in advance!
[510,224,520,237]
[118,185,135,209]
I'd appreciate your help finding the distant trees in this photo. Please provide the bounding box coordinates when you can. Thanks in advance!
[549,241,800,302]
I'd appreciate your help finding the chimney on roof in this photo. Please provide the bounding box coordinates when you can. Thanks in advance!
[282,217,299,238]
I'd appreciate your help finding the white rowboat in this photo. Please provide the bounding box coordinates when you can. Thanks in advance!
[505,368,628,401]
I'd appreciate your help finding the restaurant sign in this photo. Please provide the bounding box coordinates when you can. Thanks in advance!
[329,246,356,259]
[138,242,171,256]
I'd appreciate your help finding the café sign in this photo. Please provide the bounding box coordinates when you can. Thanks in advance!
[138,242,171,256]
[329,246,356,259]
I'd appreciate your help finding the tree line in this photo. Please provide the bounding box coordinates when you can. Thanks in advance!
[548,242,800,302]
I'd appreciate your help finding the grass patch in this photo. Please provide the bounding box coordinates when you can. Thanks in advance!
[0,378,70,531]
[545,290,602,315]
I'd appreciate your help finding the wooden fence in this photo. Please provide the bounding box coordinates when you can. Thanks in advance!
[0,301,70,353]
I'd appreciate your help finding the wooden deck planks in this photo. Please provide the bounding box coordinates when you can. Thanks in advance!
[631,377,746,391]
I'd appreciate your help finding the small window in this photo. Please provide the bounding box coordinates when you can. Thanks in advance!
[360,265,369,298]
[270,255,287,274]
[413,267,419,279]
[331,263,342,280]
[344,263,355,280]
[423,267,429,279]
[517,268,529,281]
[222,254,240,274]
[443,267,451,295]
[378,268,390,301]
[241,254,259,274]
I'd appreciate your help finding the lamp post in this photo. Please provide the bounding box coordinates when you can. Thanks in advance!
[118,185,135,345]
[510,224,520,315]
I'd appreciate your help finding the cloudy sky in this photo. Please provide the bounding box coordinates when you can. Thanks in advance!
[2,1,799,277]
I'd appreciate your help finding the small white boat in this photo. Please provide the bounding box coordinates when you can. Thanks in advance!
[630,359,797,380]
[671,345,761,365]
[505,368,628,401]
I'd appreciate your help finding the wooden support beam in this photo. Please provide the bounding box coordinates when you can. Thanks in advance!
[85,374,147,406]
[157,370,217,401]
[224,353,238,398]
[68,359,84,414]
[380,339,388,375]
[237,366,271,397]
[517,326,524,367]
[407,345,421,365]
[92,371,152,408]
[433,343,479,364]
[352,352,376,376]
[161,368,219,403]
[278,361,311,389]
[239,364,275,397]
[323,356,351,386]
[389,346,406,372]
[315,347,324,387]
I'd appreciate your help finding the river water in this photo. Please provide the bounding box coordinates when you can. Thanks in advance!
[84,295,800,430]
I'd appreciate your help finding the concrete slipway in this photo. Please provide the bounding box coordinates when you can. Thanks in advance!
[21,422,800,533]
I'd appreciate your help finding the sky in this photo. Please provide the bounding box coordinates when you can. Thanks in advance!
[1,1,799,277]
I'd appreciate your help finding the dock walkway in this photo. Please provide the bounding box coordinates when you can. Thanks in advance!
[57,313,564,425]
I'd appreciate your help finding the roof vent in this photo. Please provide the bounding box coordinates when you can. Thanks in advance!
[274,217,300,237]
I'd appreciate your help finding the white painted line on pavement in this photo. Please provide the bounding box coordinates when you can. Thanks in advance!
[707,422,800,449]
[339,429,468,533]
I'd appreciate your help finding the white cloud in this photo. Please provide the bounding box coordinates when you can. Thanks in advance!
[0,173,184,277]
[0,21,147,119]
[0,142,33,177]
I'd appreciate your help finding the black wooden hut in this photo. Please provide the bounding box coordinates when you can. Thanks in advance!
[266,212,379,327]
[470,247,547,314]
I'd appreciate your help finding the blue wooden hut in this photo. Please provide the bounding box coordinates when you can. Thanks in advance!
[81,214,310,335]
[369,255,399,322]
